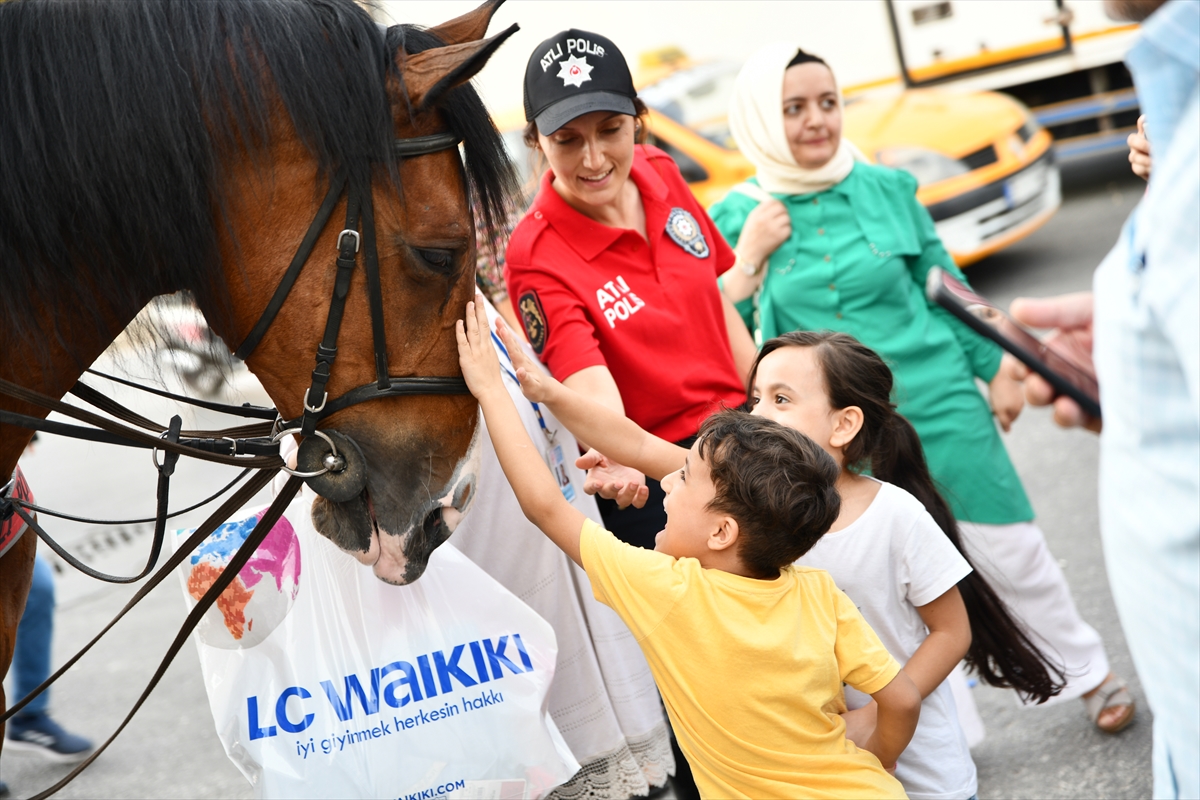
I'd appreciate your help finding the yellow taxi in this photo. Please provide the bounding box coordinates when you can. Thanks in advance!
[499,49,1061,268]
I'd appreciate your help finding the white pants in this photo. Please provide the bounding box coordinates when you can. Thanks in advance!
[956,520,1110,708]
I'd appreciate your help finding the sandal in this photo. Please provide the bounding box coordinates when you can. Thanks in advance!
[1083,675,1136,733]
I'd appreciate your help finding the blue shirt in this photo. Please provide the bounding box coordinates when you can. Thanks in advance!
[1094,3,1199,797]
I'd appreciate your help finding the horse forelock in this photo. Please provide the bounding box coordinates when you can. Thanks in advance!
[0,0,516,369]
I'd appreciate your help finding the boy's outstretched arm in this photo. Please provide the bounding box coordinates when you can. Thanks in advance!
[457,300,587,566]
[494,319,687,481]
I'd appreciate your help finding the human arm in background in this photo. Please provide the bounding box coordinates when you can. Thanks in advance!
[505,268,650,509]
[496,318,689,482]
[1009,293,1102,432]
[1128,115,1151,181]
[717,198,792,303]
[562,366,650,509]
[842,587,972,747]
[903,179,1025,430]
[457,299,588,566]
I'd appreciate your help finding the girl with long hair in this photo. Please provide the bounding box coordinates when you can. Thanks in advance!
[748,330,1065,800]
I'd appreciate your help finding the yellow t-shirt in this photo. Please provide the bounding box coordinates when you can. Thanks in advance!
[580,520,907,799]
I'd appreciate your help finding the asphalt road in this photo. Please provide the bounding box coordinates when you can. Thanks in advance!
[1,152,1152,799]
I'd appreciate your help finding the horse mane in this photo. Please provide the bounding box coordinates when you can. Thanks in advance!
[0,0,517,366]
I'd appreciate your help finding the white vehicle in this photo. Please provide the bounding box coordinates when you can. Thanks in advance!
[826,0,1141,161]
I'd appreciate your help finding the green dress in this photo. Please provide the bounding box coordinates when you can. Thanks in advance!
[710,163,1033,525]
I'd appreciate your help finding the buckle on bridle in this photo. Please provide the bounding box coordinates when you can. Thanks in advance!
[304,390,328,415]
[337,229,360,253]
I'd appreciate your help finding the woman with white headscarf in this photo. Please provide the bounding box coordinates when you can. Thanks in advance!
[708,40,1135,778]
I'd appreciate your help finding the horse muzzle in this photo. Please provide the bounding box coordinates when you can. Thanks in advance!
[305,422,481,585]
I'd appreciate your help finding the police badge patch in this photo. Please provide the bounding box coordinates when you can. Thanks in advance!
[518,291,549,354]
[665,208,710,258]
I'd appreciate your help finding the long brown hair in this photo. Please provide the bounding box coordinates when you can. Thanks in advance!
[749,330,1066,703]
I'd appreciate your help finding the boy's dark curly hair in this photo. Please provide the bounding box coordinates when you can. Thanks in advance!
[696,411,841,578]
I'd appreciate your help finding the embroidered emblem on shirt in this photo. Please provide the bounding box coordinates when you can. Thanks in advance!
[557,55,593,88]
[518,291,549,354]
[665,208,709,258]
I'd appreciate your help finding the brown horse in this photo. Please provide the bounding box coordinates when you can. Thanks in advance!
[0,0,517,751]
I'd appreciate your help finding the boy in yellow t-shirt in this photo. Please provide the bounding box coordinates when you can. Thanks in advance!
[456,302,919,799]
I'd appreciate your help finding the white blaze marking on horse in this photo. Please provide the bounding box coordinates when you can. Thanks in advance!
[368,417,483,584]
[440,418,483,531]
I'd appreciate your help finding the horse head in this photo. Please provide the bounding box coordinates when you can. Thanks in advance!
[0,0,513,585]
[211,2,517,585]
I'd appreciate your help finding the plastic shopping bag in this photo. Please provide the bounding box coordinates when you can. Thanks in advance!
[175,491,579,799]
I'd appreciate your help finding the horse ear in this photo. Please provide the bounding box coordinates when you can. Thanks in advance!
[425,0,505,46]
[400,23,518,111]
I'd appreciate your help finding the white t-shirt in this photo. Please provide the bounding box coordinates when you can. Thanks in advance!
[798,479,977,800]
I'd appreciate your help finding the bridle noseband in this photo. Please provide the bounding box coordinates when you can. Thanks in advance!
[234,131,473,488]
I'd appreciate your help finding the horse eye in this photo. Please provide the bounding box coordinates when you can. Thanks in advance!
[413,247,456,274]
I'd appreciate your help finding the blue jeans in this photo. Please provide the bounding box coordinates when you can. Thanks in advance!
[13,553,54,718]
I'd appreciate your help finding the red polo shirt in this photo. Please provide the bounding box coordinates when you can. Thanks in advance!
[505,145,745,443]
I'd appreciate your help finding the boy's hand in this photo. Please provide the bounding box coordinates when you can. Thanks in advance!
[456,298,504,399]
[494,317,558,405]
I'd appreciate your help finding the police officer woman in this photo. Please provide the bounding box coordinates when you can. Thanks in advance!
[505,29,756,557]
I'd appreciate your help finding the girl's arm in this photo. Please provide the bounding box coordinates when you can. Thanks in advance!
[562,365,649,509]
[496,319,688,481]
[863,670,922,770]
[458,301,587,566]
[907,586,972,698]
[843,586,971,748]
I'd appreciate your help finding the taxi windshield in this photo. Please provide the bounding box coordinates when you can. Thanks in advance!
[638,61,739,150]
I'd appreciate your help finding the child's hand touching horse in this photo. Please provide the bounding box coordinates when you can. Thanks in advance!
[456,297,588,566]
[455,296,506,400]
[494,317,558,405]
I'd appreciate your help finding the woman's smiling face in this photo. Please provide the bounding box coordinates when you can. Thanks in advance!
[538,110,637,215]
[781,62,842,170]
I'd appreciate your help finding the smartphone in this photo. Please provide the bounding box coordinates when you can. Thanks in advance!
[926,267,1101,419]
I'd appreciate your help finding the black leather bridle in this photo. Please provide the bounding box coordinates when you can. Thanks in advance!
[234,130,473,492]
[237,131,472,437]
[0,128,479,573]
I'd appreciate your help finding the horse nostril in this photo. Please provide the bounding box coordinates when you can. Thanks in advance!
[422,506,444,537]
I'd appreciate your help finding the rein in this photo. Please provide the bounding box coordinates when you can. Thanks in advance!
[0,130,474,798]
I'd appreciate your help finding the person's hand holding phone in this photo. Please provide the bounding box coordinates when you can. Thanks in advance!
[1009,293,1102,433]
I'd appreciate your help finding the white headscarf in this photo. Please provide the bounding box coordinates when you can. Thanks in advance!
[728,42,865,195]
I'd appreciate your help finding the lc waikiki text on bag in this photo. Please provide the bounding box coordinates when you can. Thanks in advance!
[174,491,578,799]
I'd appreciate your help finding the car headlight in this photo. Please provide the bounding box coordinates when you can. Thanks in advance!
[875,147,968,186]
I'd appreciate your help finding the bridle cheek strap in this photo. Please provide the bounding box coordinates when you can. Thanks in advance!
[231,132,467,441]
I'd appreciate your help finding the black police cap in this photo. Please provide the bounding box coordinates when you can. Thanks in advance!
[523,29,636,135]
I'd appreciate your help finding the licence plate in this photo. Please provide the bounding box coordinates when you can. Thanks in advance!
[1004,163,1046,208]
